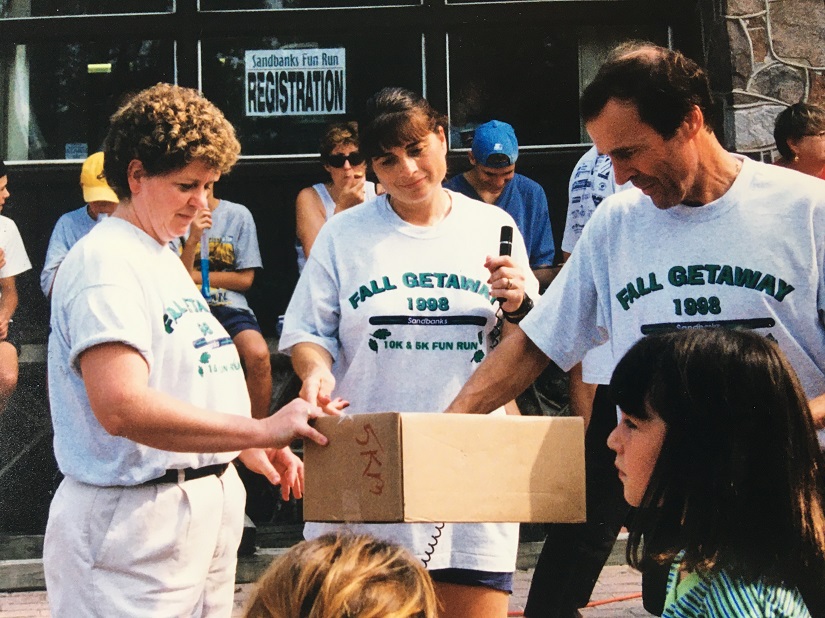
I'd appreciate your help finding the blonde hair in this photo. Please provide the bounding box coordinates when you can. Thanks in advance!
[244,533,438,618]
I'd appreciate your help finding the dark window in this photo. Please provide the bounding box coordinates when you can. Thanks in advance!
[200,0,418,9]
[1,40,173,160]
[0,0,171,18]
[448,24,667,148]
[202,34,424,155]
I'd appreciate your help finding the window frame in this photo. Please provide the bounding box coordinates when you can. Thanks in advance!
[0,0,699,164]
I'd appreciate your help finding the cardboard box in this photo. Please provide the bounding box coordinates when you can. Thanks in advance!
[304,413,585,523]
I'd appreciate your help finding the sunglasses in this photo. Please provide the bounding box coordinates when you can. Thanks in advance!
[325,152,366,168]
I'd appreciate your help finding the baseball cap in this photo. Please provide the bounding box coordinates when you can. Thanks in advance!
[80,152,118,203]
[471,120,518,168]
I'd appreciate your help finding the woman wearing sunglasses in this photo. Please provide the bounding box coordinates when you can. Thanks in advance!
[295,121,381,272]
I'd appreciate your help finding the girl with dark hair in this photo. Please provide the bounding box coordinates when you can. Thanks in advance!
[608,328,825,617]
[280,87,538,618]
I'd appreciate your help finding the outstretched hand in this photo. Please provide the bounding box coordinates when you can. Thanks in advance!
[263,398,331,448]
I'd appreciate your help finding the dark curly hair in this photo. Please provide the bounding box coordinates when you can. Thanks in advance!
[102,83,240,199]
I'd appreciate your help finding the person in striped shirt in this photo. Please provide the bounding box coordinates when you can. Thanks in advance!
[608,328,825,617]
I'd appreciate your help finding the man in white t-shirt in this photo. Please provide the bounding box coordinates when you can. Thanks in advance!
[448,43,825,617]
[0,160,32,414]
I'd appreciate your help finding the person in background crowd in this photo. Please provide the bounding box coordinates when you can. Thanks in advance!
[444,120,556,292]
[43,83,334,618]
[773,102,825,180]
[243,532,438,618]
[447,42,825,617]
[40,152,119,297]
[524,147,631,616]
[609,328,825,616]
[295,121,380,273]
[280,87,537,618]
[173,184,272,422]
[0,160,32,415]
[445,120,558,417]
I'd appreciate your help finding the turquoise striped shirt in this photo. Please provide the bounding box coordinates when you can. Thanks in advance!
[662,552,811,617]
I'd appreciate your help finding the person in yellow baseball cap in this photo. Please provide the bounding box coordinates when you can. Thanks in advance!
[40,152,119,296]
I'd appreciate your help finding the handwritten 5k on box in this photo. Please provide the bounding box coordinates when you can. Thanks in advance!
[304,413,585,523]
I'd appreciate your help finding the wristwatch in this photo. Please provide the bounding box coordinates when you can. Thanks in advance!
[502,294,534,324]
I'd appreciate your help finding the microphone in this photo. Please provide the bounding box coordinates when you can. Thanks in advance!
[499,225,513,257]
[497,225,513,304]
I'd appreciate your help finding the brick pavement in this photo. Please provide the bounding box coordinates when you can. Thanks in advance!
[0,565,648,617]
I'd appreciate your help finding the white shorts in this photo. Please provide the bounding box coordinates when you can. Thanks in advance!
[44,463,245,618]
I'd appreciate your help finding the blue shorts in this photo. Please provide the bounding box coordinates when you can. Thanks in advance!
[1,319,20,353]
[210,306,261,339]
[428,568,513,593]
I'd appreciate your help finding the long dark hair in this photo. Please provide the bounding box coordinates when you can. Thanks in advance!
[610,328,825,608]
[358,87,448,161]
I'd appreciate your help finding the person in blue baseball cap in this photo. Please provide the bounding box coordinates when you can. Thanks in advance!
[444,120,557,292]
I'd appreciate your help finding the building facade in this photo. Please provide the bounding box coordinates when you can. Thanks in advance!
[0,0,822,536]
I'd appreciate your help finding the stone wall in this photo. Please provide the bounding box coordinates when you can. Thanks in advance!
[722,0,825,158]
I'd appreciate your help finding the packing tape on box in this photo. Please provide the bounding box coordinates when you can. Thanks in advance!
[341,489,363,522]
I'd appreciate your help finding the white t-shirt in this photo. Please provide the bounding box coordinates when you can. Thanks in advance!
[296,182,378,273]
[0,215,32,287]
[281,190,538,572]
[49,217,250,486]
[522,156,825,444]
[562,146,632,384]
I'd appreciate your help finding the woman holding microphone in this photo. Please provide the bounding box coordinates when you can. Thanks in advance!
[280,87,538,618]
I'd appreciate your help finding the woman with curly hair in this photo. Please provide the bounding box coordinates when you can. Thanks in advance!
[244,533,438,618]
[608,328,825,617]
[43,83,334,618]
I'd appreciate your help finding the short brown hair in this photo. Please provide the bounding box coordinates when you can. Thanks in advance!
[319,121,359,159]
[103,83,240,199]
[244,533,438,618]
[774,102,825,159]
